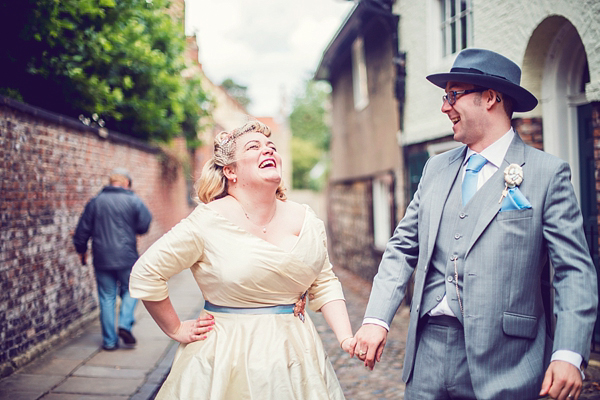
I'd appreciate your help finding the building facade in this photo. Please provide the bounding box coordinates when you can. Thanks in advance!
[318,0,600,317]
[316,1,402,281]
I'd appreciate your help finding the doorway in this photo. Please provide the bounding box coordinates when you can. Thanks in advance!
[578,103,600,345]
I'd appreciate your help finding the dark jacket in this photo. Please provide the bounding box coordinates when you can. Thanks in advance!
[73,186,152,270]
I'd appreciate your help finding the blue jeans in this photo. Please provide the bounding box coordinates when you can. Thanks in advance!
[95,268,137,347]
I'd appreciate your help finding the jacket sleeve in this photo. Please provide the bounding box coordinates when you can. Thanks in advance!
[73,199,95,254]
[543,161,598,363]
[134,198,152,235]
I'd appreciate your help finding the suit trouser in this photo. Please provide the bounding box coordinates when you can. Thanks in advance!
[405,315,476,400]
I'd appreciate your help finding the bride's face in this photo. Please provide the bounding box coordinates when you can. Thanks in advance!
[231,132,282,187]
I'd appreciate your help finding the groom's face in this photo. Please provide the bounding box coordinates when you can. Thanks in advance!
[442,81,487,148]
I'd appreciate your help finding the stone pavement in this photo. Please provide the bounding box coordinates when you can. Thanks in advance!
[0,270,203,400]
[1,265,600,399]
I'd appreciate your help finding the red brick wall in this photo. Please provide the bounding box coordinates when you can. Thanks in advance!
[513,117,544,150]
[0,98,193,376]
[593,102,600,255]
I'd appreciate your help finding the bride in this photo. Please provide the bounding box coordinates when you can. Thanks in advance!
[130,120,356,399]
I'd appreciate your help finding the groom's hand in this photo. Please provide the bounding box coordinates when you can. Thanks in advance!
[539,360,582,400]
[354,324,388,370]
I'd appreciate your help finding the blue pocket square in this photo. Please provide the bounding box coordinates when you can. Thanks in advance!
[500,187,532,211]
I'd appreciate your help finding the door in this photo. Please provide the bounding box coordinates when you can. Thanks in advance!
[578,103,600,346]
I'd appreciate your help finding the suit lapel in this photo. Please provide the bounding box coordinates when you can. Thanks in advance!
[465,134,527,257]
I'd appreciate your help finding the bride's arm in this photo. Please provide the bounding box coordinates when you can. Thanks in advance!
[143,297,215,344]
[320,299,356,355]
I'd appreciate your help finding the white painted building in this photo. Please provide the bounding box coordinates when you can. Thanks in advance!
[397,0,599,202]
[395,0,600,343]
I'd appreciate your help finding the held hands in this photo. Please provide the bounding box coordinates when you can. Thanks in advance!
[340,336,357,355]
[169,314,215,344]
[354,324,388,370]
[539,360,582,400]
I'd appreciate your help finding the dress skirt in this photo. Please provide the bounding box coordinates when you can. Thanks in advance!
[155,311,345,400]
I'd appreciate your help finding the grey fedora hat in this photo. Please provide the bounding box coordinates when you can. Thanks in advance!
[426,48,538,112]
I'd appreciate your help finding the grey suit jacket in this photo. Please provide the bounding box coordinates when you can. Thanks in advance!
[365,134,597,399]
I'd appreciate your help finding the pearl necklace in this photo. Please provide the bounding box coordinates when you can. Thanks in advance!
[236,199,276,233]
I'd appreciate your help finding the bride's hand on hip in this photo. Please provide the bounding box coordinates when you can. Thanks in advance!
[171,314,215,344]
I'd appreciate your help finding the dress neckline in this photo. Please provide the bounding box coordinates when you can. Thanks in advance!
[199,202,309,254]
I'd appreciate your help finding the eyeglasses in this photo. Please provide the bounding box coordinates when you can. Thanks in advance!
[442,88,487,106]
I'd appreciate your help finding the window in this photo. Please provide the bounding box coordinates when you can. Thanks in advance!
[352,36,369,110]
[440,0,472,57]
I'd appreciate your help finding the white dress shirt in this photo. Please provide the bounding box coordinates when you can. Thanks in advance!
[363,128,583,372]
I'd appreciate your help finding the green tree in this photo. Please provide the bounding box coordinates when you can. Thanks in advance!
[0,0,208,143]
[220,78,251,109]
[290,137,322,190]
[289,80,331,189]
[289,80,331,150]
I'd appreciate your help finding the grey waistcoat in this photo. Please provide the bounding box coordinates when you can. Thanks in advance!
[419,169,484,324]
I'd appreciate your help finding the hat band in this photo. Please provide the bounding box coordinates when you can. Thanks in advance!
[450,67,510,82]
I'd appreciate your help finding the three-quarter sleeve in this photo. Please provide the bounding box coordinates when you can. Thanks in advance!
[130,211,205,301]
[307,225,344,312]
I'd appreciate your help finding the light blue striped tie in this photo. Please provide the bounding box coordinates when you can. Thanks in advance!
[462,154,487,205]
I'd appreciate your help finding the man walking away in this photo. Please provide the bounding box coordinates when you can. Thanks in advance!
[74,168,152,350]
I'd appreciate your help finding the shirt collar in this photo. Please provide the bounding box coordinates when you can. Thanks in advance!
[464,128,514,169]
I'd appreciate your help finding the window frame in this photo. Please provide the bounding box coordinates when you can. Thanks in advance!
[372,175,394,251]
[352,36,369,111]
[439,0,473,57]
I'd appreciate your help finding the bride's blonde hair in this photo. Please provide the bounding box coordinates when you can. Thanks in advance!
[195,120,287,203]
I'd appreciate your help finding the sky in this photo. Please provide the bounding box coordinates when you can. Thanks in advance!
[185,0,355,117]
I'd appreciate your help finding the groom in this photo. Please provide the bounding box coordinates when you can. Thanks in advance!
[354,48,598,400]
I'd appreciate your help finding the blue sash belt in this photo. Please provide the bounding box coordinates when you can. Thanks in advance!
[204,301,295,314]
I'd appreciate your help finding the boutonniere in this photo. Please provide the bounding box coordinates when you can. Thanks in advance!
[498,163,523,203]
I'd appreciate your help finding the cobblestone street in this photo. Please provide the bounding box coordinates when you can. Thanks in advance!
[315,267,600,400]
[311,267,409,399]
